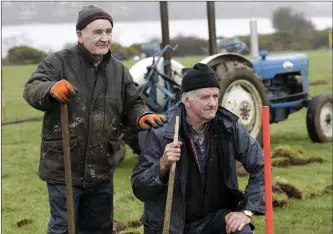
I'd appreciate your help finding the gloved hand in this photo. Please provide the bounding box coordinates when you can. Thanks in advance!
[50,80,78,103]
[138,114,168,129]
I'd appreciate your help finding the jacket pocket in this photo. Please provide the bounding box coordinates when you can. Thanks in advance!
[43,137,78,153]
[41,137,79,176]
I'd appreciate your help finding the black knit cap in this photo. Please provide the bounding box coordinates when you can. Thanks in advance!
[76,5,113,30]
[181,63,220,92]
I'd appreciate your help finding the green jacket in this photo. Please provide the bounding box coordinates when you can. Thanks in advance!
[23,43,151,187]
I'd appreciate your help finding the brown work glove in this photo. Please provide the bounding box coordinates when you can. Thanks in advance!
[50,80,78,103]
[138,114,168,129]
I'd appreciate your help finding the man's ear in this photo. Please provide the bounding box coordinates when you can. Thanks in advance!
[182,93,191,108]
[76,30,83,44]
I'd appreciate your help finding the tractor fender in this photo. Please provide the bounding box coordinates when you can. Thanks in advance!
[129,57,185,107]
[129,57,185,87]
[199,53,254,69]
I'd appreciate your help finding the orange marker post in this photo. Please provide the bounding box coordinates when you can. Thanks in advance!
[262,106,274,234]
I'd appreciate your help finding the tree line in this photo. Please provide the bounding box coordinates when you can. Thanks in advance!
[3,7,332,65]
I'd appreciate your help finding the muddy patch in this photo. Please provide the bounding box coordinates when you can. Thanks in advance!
[309,80,328,86]
[17,218,32,228]
[273,181,303,199]
[271,180,303,207]
[271,146,324,167]
[113,220,143,233]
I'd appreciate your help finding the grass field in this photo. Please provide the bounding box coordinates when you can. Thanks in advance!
[2,50,332,234]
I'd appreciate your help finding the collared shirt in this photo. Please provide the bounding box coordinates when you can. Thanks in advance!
[185,117,210,185]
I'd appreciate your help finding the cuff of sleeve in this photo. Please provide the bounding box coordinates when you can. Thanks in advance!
[154,160,169,186]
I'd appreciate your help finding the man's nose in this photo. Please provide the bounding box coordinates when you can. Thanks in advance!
[209,96,218,106]
[100,33,108,42]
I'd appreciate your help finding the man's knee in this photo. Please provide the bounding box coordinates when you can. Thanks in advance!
[232,224,253,234]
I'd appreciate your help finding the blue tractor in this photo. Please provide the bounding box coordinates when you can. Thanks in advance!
[115,47,332,162]
[218,37,250,55]
[200,50,332,144]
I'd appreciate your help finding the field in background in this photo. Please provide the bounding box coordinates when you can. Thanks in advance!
[2,49,332,234]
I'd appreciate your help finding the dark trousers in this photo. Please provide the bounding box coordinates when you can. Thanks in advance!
[47,182,113,234]
[184,209,253,234]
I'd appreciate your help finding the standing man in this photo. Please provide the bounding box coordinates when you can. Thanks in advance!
[23,5,167,234]
[131,63,265,234]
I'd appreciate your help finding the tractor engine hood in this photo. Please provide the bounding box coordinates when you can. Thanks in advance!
[250,52,309,80]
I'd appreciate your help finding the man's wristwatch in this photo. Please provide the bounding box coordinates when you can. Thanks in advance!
[243,210,254,218]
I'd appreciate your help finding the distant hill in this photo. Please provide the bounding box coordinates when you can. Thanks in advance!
[2,2,332,26]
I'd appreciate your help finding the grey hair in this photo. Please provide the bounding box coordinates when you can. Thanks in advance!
[187,90,197,102]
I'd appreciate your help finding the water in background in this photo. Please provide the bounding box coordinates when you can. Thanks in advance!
[2,17,332,57]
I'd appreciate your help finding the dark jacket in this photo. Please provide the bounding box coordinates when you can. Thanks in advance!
[23,43,151,188]
[131,103,265,234]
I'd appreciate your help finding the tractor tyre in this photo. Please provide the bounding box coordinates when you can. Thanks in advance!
[306,93,333,143]
[214,61,269,145]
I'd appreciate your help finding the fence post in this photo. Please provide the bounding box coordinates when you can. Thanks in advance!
[329,30,332,50]
[2,77,6,121]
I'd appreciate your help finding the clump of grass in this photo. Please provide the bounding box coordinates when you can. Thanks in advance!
[272,192,289,208]
[273,181,303,199]
[271,145,324,167]
[127,220,142,229]
[113,220,126,233]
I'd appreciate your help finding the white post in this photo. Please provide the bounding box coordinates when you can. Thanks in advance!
[250,19,259,57]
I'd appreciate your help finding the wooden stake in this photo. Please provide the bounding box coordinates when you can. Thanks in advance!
[162,116,179,234]
[60,103,76,234]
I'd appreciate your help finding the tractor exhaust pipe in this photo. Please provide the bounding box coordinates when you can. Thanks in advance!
[250,19,259,57]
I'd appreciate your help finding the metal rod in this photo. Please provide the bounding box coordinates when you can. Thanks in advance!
[160,1,172,78]
[250,19,259,57]
[207,1,217,55]
[60,103,76,234]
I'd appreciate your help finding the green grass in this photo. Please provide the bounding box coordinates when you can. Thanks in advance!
[2,50,332,234]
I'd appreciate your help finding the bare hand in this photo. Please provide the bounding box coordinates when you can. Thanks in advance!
[225,212,251,234]
[160,141,182,172]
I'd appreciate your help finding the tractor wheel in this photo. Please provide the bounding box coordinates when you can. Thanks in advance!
[214,61,269,145]
[306,93,333,143]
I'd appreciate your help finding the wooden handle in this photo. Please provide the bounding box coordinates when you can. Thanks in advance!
[162,116,179,234]
[60,103,76,234]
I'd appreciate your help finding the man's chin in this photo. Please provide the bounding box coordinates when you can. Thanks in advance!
[94,48,110,55]
[205,113,216,120]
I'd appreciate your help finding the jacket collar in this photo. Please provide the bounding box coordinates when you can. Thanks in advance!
[77,43,112,65]
[163,102,239,140]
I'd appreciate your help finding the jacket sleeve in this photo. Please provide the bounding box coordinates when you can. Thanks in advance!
[23,55,61,111]
[234,122,265,215]
[131,130,168,201]
[121,65,152,128]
